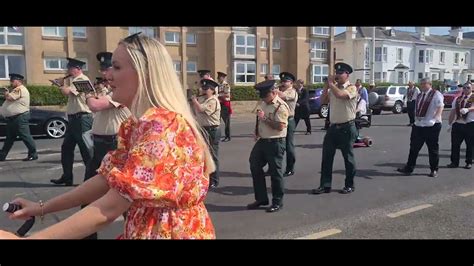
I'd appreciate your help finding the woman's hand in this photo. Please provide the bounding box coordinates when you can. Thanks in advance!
[7,198,41,220]
[0,230,20,239]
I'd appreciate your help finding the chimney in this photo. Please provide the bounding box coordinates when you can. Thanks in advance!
[449,27,463,43]
[346,27,357,40]
[415,27,430,40]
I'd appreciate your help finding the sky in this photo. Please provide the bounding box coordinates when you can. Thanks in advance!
[334,27,474,35]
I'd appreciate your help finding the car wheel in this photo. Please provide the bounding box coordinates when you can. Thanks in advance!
[319,104,329,118]
[45,119,67,139]
[392,101,403,114]
[372,109,382,115]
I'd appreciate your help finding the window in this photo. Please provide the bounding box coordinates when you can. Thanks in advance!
[312,64,329,83]
[72,27,86,38]
[311,40,328,59]
[464,52,469,64]
[186,61,197,73]
[454,53,459,64]
[388,87,396,94]
[234,61,256,83]
[173,61,181,72]
[129,27,156,38]
[431,73,438,81]
[234,34,255,57]
[272,39,280,50]
[0,55,25,80]
[42,27,66,37]
[383,72,387,81]
[440,51,445,64]
[260,38,268,49]
[365,46,370,67]
[425,50,433,64]
[272,64,280,79]
[165,32,180,44]
[396,48,403,62]
[375,47,387,62]
[44,58,68,71]
[312,27,330,36]
[186,33,196,44]
[418,50,425,63]
[399,87,407,95]
[453,71,459,81]
[0,27,24,45]
[375,72,382,82]
[418,72,424,82]
[260,63,268,74]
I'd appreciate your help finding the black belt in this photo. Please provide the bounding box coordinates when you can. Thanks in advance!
[68,112,91,119]
[93,134,117,142]
[203,125,219,129]
[331,120,355,128]
[259,137,285,143]
[5,111,29,120]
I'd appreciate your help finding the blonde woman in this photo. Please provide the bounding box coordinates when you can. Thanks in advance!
[0,33,216,239]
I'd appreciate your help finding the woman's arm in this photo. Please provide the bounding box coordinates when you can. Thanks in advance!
[27,189,130,239]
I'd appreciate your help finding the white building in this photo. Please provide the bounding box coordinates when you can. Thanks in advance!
[334,27,474,84]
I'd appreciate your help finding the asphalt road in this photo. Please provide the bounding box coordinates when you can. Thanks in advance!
[0,110,473,239]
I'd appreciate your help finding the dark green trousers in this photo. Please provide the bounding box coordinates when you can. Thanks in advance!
[320,121,357,188]
[0,112,37,158]
[61,114,93,182]
[84,136,117,181]
[285,117,296,172]
[249,138,286,204]
[204,126,220,185]
[220,104,231,139]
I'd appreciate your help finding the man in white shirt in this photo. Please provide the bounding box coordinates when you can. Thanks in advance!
[447,82,474,169]
[397,78,444,178]
[404,81,420,126]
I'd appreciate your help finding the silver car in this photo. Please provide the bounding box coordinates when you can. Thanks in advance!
[368,86,407,115]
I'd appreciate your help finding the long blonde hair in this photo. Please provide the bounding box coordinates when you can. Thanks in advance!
[119,34,215,176]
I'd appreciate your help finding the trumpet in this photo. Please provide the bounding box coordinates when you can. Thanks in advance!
[49,74,72,87]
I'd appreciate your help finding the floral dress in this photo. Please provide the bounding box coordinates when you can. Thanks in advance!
[98,107,215,239]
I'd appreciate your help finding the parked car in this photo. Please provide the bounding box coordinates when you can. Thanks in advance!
[368,85,408,115]
[308,88,328,118]
[0,108,68,139]
[443,89,462,108]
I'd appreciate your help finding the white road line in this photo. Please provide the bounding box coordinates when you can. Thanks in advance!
[297,228,342,239]
[387,204,433,218]
[458,191,474,197]
[47,163,83,171]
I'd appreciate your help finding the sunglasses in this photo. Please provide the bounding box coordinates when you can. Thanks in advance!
[123,32,147,61]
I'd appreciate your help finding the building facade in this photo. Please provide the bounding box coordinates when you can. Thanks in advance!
[334,27,474,84]
[0,26,332,88]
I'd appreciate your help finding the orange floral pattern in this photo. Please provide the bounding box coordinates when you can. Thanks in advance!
[98,107,215,239]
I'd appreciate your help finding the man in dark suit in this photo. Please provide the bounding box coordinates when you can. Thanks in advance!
[294,79,311,135]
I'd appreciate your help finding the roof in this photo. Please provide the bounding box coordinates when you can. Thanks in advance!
[394,63,409,69]
[335,27,474,48]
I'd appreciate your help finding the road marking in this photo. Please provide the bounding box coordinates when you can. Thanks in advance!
[387,204,433,218]
[297,228,342,239]
[458,191,474,197]
[47,163,83,171]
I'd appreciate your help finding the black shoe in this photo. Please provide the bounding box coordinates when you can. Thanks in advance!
[22,155,38,161]
[222,137,231,142]
[311,187,331,194]
[283,171,295,177]
[465,164,472,169]
[266,203,283,213]
[407,123,413,126]
[209,182,218,189]
[50,177,73,186]
[0,157,5,162]
[247,201,269,210]
[340,187,355,194]
[447,163,458,168]
[305,131,311,135]
[321,127,327,130]
[428,170,438,178]
[396,167,412,176]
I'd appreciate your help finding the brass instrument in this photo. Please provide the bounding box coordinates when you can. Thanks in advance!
[49,74,72,87]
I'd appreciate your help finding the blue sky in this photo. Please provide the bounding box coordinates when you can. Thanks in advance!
[334,27,474,35]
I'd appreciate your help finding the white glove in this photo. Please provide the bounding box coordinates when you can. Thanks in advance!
[460,108,469,115]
